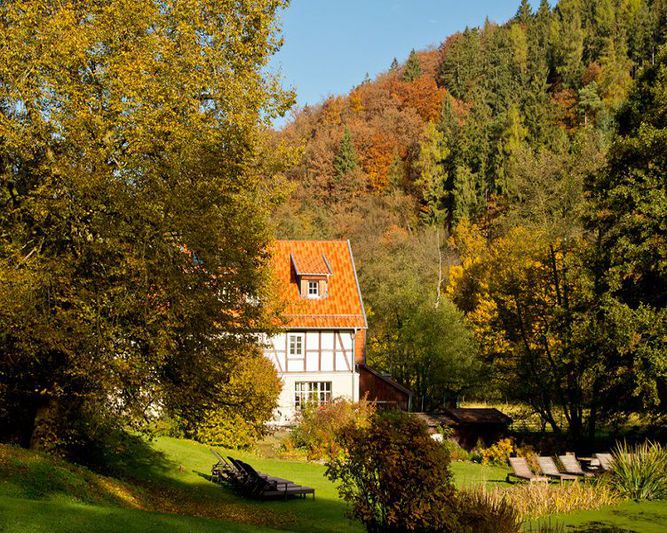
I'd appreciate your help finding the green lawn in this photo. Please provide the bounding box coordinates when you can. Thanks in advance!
[2,437,667,532]
[535,500,667,532]
[0,495,280,533]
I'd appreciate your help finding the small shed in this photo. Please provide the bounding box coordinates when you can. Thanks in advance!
[414,408,512,450]
[357,364,412,411]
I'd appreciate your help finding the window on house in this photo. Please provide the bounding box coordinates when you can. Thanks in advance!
[307,281,319,298]
[288,333,304,357]
[294,381,332,409]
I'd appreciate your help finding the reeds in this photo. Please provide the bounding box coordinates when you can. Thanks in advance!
[462,481,620,521]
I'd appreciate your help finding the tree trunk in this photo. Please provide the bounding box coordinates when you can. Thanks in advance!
[29,397,60,451]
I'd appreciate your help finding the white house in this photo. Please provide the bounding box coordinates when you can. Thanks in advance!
[264,240,411,425]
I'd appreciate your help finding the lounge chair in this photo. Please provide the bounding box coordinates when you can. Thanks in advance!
[506,457,548,484]
[594,453,614,472]
[210,449,236,483]
[234,459,295,486]
[235,460,315,500]
[558,455,594,477]
[537,456,577,482]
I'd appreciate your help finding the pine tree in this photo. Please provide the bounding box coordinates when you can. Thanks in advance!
[390,57,399,71]
[334,127,359,180]
[515,0,533,24]
[403,49,422,81]
[577,81,603,125]
[452,165,482,226]
[550,0,586,87]
[415,122,451,224]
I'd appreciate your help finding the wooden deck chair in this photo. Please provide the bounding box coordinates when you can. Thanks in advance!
[558,455,594,477]
[594,453,614,472]
[537,456,577,482]
[507,457,548,484]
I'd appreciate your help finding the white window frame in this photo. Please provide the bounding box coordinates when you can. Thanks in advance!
[288,333,304,359]
[307,280,319,298]
[294,381,332,409]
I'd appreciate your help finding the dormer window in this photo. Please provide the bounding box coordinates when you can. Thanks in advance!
[290,251,332,300]
[307,281,319,298]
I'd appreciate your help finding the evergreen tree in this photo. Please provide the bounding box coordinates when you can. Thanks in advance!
[452,165,483,225]
[515,0,533,24]
[334,127,359,181]
[390,57,399,71]
[403,49,422,81]
[592,45,667,308]
[587,45,667,416]
[415,122,450,224]
[551,0,586,87]
[578,82,604,125]
[439,28,484,99]
[494,105,528,193]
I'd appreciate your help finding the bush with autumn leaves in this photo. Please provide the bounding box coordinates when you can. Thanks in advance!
[325,411,521,533]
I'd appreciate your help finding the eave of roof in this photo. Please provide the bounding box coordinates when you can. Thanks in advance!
[357,364,412,396]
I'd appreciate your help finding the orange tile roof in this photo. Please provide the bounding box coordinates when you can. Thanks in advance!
[269,240,367,329]
[291,252,331,276]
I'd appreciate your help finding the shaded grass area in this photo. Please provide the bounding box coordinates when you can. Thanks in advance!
[0,495,278,533]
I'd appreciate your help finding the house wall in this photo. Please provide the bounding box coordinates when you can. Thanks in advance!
[354,329,366,364]
[264,329,361,425]
[272,371,359,425]
[265,330,356,374]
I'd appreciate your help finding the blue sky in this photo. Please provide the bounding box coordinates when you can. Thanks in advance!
[270,1,549,124]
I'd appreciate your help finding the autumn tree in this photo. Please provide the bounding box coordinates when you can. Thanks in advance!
[0,0,291,452]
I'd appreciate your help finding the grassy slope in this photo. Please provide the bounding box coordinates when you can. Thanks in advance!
[0,496,279,533]
[2,437,667,532]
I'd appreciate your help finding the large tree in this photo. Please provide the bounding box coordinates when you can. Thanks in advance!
[587,43,667,419]
[0,0,292,452]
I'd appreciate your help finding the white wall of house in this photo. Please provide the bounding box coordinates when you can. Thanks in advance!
[263,330,359,425]
[271,371,359,425]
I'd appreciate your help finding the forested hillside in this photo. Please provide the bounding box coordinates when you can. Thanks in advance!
[273,0,667,441]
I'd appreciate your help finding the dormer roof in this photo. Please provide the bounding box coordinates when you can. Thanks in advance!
[290,252,332,277]
[269,240,367,329]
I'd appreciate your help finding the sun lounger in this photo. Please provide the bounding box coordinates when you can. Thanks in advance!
[235,460,315,499]
[537,456,577,482]
[594,453,614,472]
[214,456,315,500]
[506,457,548,484]
[210,449,236,482]
[558,455,594,477]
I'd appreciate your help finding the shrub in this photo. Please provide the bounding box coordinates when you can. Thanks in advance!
[439,426,470,461]
[609,441,667,501]
[194,354,281,449]
[443,438,471,462]
[481,438,515,466]
[290,397,375,460]
[326,410,459,532]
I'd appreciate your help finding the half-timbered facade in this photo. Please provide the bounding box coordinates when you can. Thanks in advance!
[264,240,367,425]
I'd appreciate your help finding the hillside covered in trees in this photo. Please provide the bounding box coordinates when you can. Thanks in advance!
[273,0,667,441]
